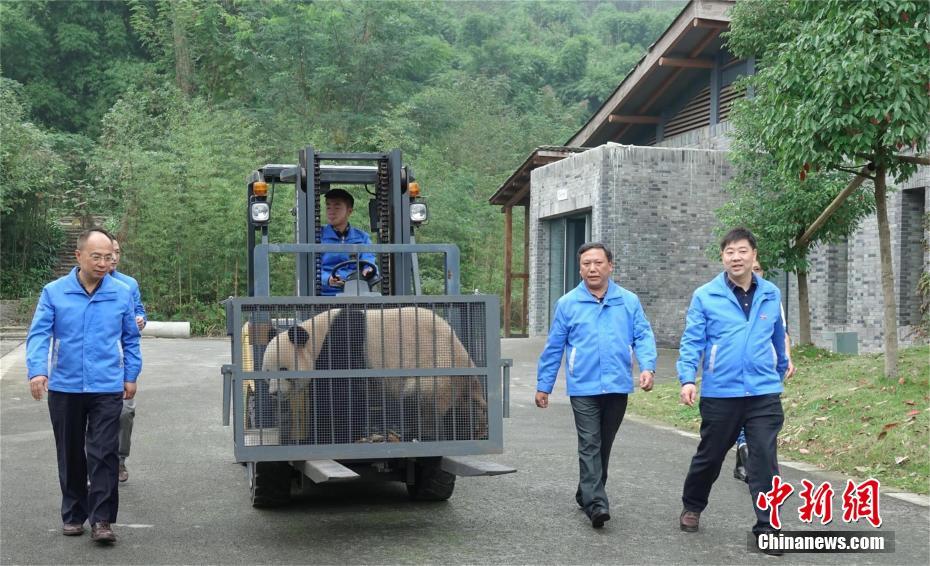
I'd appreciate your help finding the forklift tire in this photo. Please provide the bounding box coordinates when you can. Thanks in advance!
[249,461,292,508]
[407,460,456,501]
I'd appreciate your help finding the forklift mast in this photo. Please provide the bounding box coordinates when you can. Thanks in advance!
[245,147,418,297]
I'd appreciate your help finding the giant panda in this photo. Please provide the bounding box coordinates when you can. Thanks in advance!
[261,306,488,445]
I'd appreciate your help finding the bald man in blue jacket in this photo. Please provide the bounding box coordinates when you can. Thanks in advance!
[27,228,141,544]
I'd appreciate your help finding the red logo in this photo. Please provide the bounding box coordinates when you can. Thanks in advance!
[756,475,795,529]
[798,479,834,525]
[842,479,882,527]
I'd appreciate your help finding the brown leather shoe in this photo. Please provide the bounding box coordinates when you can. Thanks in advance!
[62,523,85,536]
[90,522,116,543]
[118,463,129,483]
[679,509,700,532]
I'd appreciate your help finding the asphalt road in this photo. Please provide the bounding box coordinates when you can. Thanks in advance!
[1,337,927,565]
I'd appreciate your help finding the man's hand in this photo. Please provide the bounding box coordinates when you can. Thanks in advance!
[639,370,654,392]
[124,381,137,400]
[135,315,145,331]
[680,383,697,406]
[328,274,344,288]
[535,391,549,409]
[29,376,48,401]
[784,359,796,380]
[361,266,374,279]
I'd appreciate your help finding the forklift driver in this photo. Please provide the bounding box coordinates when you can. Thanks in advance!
[320,188,378,295]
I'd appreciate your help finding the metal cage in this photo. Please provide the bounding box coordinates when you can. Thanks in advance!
[222,295,502,462]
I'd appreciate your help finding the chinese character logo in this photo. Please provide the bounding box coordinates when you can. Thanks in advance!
[798,479,834,525]
[842,478,882,527]
[756,475,794,529]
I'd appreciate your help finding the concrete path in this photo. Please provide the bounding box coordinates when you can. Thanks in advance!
[1,337,927,565]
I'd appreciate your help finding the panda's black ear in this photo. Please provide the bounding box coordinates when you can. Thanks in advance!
[266,326,279,344]
[287,326,310,347]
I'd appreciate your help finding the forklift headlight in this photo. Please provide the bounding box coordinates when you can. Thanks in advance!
[250,202,270,224]
[410,202,428,224]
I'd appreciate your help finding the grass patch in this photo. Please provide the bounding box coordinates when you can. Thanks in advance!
[629,345,930,494]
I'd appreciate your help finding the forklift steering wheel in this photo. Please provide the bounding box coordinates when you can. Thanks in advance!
[329,259,380,288]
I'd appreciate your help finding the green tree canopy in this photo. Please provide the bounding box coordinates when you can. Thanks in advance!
[725,0,930,376]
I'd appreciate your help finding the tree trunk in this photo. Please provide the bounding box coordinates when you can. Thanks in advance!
[797,270,812,345]
[874,167,899,379]
[171,4,194,95]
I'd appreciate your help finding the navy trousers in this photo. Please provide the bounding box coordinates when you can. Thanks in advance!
[681,394,784,533]
[570,393,628,518]
[48,391,123,525]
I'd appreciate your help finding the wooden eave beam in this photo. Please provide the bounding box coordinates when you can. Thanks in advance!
[505,183,531,207]
[614,27,722,142]
[693,18,729,29]
[689,27,723,57]
[608,115,662,124]
[659,57,714,69]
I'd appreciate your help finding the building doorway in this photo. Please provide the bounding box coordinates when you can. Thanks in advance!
[547,212,591,326]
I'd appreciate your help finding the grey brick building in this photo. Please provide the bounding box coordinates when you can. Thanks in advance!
[490,0,928,353]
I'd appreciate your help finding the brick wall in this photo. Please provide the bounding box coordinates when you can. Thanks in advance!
[529,144,733,346]
[527,138,928,354]
[784,170,929,352]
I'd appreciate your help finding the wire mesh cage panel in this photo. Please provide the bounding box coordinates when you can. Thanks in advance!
[228,297,500,459]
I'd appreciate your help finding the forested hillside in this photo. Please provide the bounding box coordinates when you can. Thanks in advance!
[1,0,681,332]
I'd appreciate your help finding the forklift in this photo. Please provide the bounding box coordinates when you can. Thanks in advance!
[221,147,514,507]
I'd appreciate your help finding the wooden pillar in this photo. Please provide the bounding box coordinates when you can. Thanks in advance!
[521,205,530,336]
[710,51,721,125]
[503,206,513,337]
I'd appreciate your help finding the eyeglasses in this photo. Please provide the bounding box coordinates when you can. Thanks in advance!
[88,254,115,263]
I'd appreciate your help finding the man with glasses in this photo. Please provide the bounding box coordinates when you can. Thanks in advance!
[110,239,146,483]
[26,228,142,544]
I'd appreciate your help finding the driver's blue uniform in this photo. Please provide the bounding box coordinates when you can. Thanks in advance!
[320,223,377,296]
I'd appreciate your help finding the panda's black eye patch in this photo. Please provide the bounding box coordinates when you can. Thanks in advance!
[287,325,310,347]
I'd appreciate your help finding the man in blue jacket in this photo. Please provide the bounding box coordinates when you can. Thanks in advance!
[676,228,788,542]
[110,238,146,484]
[27,228,142,544]
[536,242,657,529]
[320,188,377,295]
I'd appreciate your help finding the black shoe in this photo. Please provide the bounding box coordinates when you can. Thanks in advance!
[733,463,747,482]
[734,444,749,483]
[754,525,783,556]
[591,509,611,529]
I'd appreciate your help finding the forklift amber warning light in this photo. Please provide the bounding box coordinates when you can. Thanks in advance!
[253,181,269,197]
[408,181,420,197]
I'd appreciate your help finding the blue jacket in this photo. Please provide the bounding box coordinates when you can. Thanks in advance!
[320,224,377,296]
[537,280,657,396]
[112,270,147,325]
[676,272,788,397]
[26,268,142,393]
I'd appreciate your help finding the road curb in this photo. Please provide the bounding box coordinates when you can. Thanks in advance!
[625,413,930,508]
[0,341,26,381]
